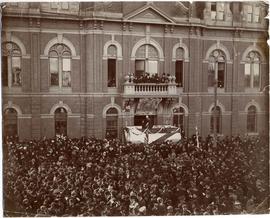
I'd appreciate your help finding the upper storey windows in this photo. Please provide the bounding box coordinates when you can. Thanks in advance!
[242,3,260,23]
[204,2,232,22]
[211,2,225,21]
[51,2,69,10]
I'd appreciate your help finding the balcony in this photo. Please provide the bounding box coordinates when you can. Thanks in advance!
[123,75,178,98]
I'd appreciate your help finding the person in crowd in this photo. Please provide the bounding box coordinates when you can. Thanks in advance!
[3,134,268,216]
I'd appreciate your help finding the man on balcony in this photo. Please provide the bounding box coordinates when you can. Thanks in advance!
[142,115,151,130]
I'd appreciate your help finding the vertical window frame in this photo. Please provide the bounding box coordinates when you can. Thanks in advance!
[244,51,261,89]
[208,50,226,89]
[247,105,257,133]
[107,44,117,88]
[49,43,72,89]
[1,42,22,88]
[54,107,68,136]
[106,107,119,139]
[107,58,117,87]
[3,108,18,137]
[173,107,185,131]
[210,106,222,134]
[135,44,159,80]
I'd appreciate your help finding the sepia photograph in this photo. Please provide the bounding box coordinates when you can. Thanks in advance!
[1,0,269,216]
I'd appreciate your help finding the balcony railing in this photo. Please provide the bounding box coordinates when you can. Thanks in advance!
[123,75,177,97]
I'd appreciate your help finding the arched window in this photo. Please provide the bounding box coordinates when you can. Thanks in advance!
[107,45,117,87]
[245,51,260,89]
[210,106,222,134]
[106,107,118,139]
[49,43,71,88]
[175,48,184,87]
[208,49,226,88]
[247,105,257,133]
[3,108,18,137]
[173,107,185,130]
[135,44,159,78]
[2,42,22,87]
[55,107,67,136]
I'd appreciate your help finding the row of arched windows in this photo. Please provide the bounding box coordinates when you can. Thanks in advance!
[3,105,258,138]
[2,39,264,90]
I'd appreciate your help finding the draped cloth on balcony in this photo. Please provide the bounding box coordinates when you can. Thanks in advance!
[124,125,181,144]
[135,98,162,115]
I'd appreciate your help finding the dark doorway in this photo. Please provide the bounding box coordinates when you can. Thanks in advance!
[134,115,157,127]
[55,107,67,136]
[3,108,18,137]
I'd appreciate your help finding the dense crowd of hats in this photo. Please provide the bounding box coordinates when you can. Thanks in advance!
[3,135,268,216]
[133,73,173,83]
[124,72,174,84]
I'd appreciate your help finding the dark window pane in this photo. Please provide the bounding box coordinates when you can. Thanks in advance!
[211,3,216,11]
[218,62,225,88]
[50,58,59,86]
[211,106,222,134]
[173,114,184,130]
[108,59,116,87]
[55,107,67,136]
[135,60,145,78]
[4,108,18,137]
[134,115,157,127]
[247,106,256,132]
[175,60,183,87]
[2,56,8,86]
[106,116,118,139]
[106,107,118,115]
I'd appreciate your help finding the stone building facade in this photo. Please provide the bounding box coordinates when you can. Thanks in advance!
[1,2,269,140]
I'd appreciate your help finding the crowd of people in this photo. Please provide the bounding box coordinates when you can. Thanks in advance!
[3,134,269,216]
[126,72,174,84]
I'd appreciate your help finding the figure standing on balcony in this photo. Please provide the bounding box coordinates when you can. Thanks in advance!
[142,115,151,130]
[161,73,166,83]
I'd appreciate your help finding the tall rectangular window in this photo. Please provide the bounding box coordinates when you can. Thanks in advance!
[108,59,116,87]
[148,60,158,76]
[2,56,8,86]
[50,57,59,86]
[253,63,260,88]
[175,60,183,87]
[211,3,217,19]
[217,62,225,88]
[253,7,260,23]
[216,3,225,20]
[245,63,251,87]
[62,58,71,87]
[135,60,145,78]
[247,5,253,22]
[12,56,21,86]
